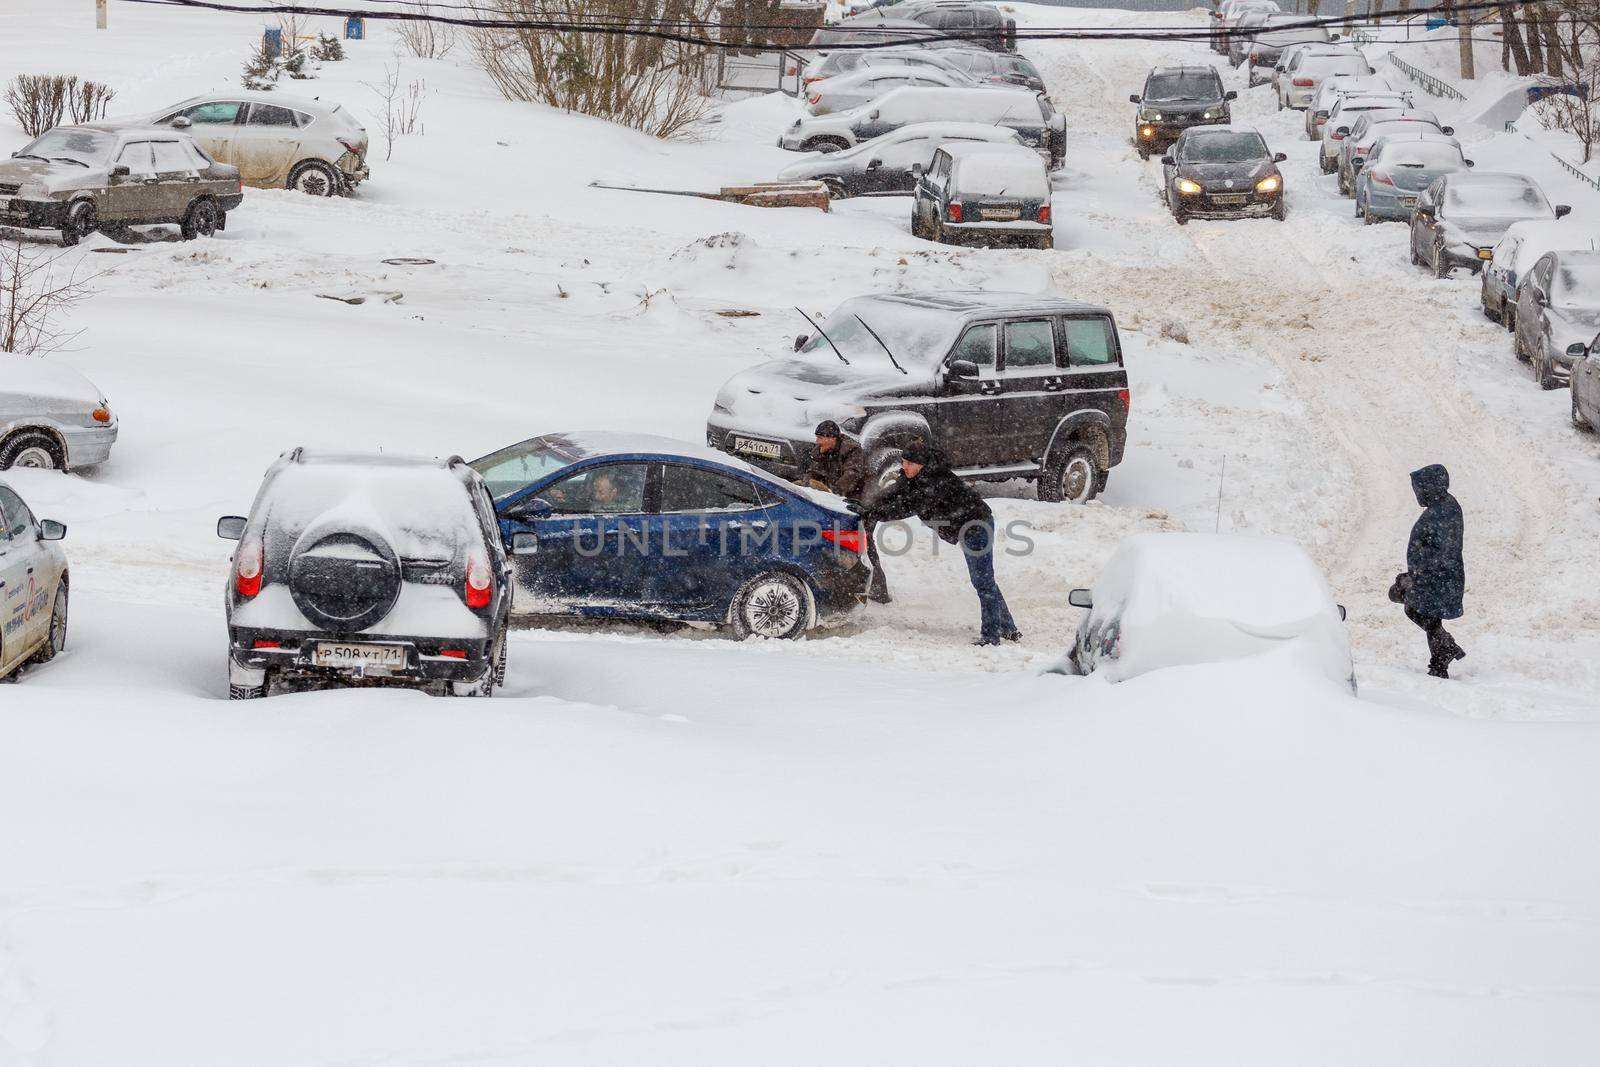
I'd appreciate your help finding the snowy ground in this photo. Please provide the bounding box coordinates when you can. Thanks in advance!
[2,2,1600,1062]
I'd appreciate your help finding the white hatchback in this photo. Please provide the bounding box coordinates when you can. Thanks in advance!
[0,479,69,682]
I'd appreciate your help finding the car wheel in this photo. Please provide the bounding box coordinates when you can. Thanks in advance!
[288,160,341,197]
[28,584,67,666]
[1272,198,1287,222]
[730,571,812,640]
[1035,233,1054,251]
[1409,230,1421,266]
[450,633,504,697]
[802,137,849,154]
[1432,241,1450,279]
[228,681,268,700]
[1362,201,1377,225]
[60,200,97,247]
[821,177,847,200]
[180,198,219,240]
[1536,344,1559,389]
[1136,143,1150,160]
[1513,325,1530,362]
[0,431,64,471]
[1173,207,1188,226]
[1481,290,1500,322]
[1505,307,1517,334]
[1038,442,1099,504]
[1573,386,1593,431]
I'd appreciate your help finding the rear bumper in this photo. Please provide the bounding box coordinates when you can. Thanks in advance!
[228,628,492,686]
[941,220,1052,245]
[1362,188,1421,219]
[336,151,370,185]
[61,424,117,468]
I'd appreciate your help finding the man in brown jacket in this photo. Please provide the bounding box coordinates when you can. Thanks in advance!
[802,420,889,602]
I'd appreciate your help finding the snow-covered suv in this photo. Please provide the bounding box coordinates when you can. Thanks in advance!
[217,450,512,699]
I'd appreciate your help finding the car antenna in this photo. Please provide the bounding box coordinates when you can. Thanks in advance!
[794,306,849,365]
[854,314,908,374]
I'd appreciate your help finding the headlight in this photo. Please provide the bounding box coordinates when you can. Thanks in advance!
[1142,110,1163,122]
[1202,110,1218,120]
[1139,125,1156,139]
[1175,178,1203,195]
[1255,175,1281,193]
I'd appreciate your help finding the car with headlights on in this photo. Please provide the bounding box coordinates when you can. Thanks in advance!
[1305,75,1403,138]
[1277,49,1373,110]
[0,479,69,683]
[1353,134,1472,224]
[1317,93,1412,171]
[912,141,1052,248]
[217,450,512,699]
[778,122,1022,198]
[0,355,117,471]
[1411,172,1569,278]
[1510,250,1600,389]
[1481,220,1600,326]
[1335,109,1451,194]
[1130,65,1236,159]
[805,66,975,115]
[1161,125,1287,224]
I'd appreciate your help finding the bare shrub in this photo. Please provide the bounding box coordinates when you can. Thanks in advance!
[469,0,719,140]
[66,79,117,124]
[365,62,426,161]
[5,75,71,138]
[1535,67,1600,161]
[0,241,99,358]
[397,4,457,59]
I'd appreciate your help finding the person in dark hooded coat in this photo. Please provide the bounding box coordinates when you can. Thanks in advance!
[1400,464,1466,678]
[801,420,889,603]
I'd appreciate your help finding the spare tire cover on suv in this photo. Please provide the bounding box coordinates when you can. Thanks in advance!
[288,524,403,632]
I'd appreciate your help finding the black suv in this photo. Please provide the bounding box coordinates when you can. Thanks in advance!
[707,292,1130,504]
[892,1,1016,51]
[217,450,512,699]
[1130,66,1236,159]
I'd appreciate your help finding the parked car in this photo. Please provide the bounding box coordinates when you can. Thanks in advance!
[806,66,974,115]
[1353,135,1472,224]
[803,18,940,53]
[1227,9,1275,67]
[1510,250,1600,389]
[1065,532,1355,693]
[926,46,1046,90]
[1268,42,1345,99]
[1213,0,1281,55]
[887,0,1016,51]
[778,121,1023,197]
[1317,93,1412,171]
[1410,172,1570,278]
[217,450,512,699]
[0,355,118,471]
[139,91,369,197]
[1481,220,1600,326]
[0,124,241,245]
[912,142,1052,248]
[1336,110,1451,194]
[1278,50,1373,110]
[1572,332,1600,432]
[779,86,1066,169]
[1130,65,1237,159]
[801,47,970,87]
[707,291,1130,503]
[1247,14,1335,84]
[1161,125,1287,224]
[0,479,68,682]
[470,432,868,640]
[1305,75,1403,138]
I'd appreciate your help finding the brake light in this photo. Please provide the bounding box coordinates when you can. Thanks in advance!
[1038,204,1051,224]
[821,528,864,553]
[253,640,280,649]
[336,136,364,157]
[91,406,111,423]
[808,93,821,105]
[1293,78,1313,87]
[804,74,824,85]
[1118,388,1131,411]
[1331,129,1345,140]
[948,202,963,222]
[439,649,467,659]
[786,64,798,76]
[1372,171,1395,186]
[235,540,263,598]
[465,554,492,609]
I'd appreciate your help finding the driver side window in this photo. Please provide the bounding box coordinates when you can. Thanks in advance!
[0,487,32,542]
[116,142,155,177]
[538,464,649,516]
[950,324,997,369]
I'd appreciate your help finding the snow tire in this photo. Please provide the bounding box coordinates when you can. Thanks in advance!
[730,571,812,641]
[28,584,67,666]
[1039,442,1100,504]
[0,431,64,471]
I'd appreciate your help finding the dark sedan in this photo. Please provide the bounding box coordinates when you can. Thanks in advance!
[1161,126,1287,224]
[1410,172,1570,278]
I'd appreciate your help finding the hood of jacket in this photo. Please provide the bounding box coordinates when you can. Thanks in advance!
[1410,463,1450,507]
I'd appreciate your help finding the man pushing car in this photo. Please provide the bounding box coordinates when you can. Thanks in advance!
[801,420,890,603]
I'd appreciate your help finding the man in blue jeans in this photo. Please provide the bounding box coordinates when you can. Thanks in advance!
[856,440,1020,646]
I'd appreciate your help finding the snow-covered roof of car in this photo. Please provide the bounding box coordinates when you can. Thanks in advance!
[944,142,1049,195]
[0,354,105,407]
[867,290,1111,317]
[1494,220,1600,267]
[157,90,347,115]
[1148,65,1221,77]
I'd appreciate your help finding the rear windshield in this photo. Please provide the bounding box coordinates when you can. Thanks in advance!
[1305,56,1369,76]
[1259,19,1331,45]
[1444,179,1552,219]
[1375,142,1462,169]
[1145,73,1220,101]
[956,153,1048,196]
[472,438,581,501]
[255,463,479,560]
[1179,131,1268,163]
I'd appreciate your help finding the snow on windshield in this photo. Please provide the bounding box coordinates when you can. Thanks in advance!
[1553,260,1600,304]
[471,437,580,501]
[18,127,114,166]
[1305,55,1369,76]
[1144,74,1219,101]
[254,460,480,562]
[955,153,1047,197]
[1180,132,1267,164]
[797,296,964,370]
[1258,20,1330,45]
[1445,178,1551,219]
[1376,142,1462,169]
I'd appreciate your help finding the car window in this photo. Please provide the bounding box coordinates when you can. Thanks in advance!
[538,464,649,515]
[182,140,213,168]
[179,101,243,124]
[951,323,997,367]
[660,465,772,513]
[151,141,194,174]
[116,142,155,176]
[0,487,32,541]
[1064,317,1118,366]
[1003,320,1057,370]
[248,103,299,127]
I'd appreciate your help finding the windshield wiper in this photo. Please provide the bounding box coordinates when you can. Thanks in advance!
[13,154,48,163]
[854,315,908,375]
[50,157,89,168]
[794,306,849,366]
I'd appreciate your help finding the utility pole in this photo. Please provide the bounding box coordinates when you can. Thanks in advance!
[1452,0,1476,78]
[96,0,107,29]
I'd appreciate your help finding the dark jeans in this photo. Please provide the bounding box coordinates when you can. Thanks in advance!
[961,520,1016,641]
[1405,606,1460,670]
[863,518,888,600]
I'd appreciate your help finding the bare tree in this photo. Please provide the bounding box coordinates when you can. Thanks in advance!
[1534,50,1600,159]
[397,3,457,59]
[0,241,99,358]
[365,62,426,162]
[469,0,719,140]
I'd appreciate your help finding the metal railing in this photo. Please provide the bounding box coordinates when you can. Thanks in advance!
[716,49,807,98]
[1550,150,1600,193]
[1385,52,1467,101]
[1348,27,1378,44]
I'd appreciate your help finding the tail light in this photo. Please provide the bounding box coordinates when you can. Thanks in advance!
[91,406,111,423]
[1118,388,1131,412]
[821,528,864,553]
[948,202,963,223]
[252,640,280,649]
[235,540,263,598]
[807,93,821,105]
[1038,204,1052,224]
[465,554,492,609]
[336,135,365,157]
[1292,78,1313,87]
[1372,171,1395,186]
[439,649,467,659]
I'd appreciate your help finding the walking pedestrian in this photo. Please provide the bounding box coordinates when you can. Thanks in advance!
[802,420,890,603]
[856,440,1020,645]
[1393,463,1467,678]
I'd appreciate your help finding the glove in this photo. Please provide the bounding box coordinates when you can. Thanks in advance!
[845,499,866,517]
[1387,572,1411,604]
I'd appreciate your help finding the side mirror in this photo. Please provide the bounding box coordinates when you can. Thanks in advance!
[865,158,882,171]
[793,333,810,351]
[868,109,880,120]
[1568,342,1588,359]
[1465,159,1475,168]
[1068,589,1093,609]
[510,531,538,555]
[1335,126,1350,136]
[910,162,923,176]
[38,519,65,541]
[1128,94,1141,103]
[216,516,247,540]
[1441,125,1455,136]
[1160,154,1175,165]
[946,358,979,380]
[171,116,193,129]
[1273,152,1287,162]
[1556,204,1573,219]
[111,164,130,178]
[1535,287,1549,306]
[1337,604,1347,622]
[1225,90,1238,100]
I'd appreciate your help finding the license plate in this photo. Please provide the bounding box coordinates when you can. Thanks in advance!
[1212,194,1249,205]
[733,436,782,459]
[313,642,406,669]
[1400,195,1418,206]
[982,208,1021,221]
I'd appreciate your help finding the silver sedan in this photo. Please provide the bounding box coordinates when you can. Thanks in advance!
[0,357,118,470]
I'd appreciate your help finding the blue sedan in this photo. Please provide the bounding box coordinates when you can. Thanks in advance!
[470,432,870,639]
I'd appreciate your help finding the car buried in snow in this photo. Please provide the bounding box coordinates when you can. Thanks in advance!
[707,291,1130,504]
[1335,110,1452,196]
[804,66,976,116]
[0,125,242,245]
[1065,532,1356,693]
[1410,172,1570,278]
[1317,93,1413,171]
[0,355,118,472]
[1129,65,1236,159]
[470,433,869,640]
[1161,126,1287,224]
[1480,220,1600,327]
[1510,250,1600,390]
[0,479,69,683]
[911,141,1053,248]
[925,46,1046,91]
[1277,48,1374,111]
[217,450,513,699]
[1304,75,1404,139]
[1245,13,1336,85]
[1353,135,1473,224]
[777,121,1024,198]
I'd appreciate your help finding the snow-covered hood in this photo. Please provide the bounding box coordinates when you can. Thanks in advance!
[1547,306,1600,348]
[0,355,105,410]
[714,357,933,436]
[1443,216,1526,249]
[0,156,103,197]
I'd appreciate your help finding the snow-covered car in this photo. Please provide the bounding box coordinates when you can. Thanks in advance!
[1511,250,1600,389]
[778,86,1066,169]
[1353,134,1472,224]
[1214,0,1280,56]
[1226,10,1274,67]
[912,141,1052,247]
[0,355,118,471]
[217,450,512,700]
[1065,533,1355,693]
[0,125,241,245]
[801,47,969,87]
[138,91,369,197]
[1305,75,1403,138]
[806,66,974,115]
[1130,65,1236,159]
[925,46,1046,90]
[1318,93,1413,170]
[470,432,869,640]
[1161,125,1287,224]
[1267,43,1346,100]
[0,479,68,682]
[707,291,1130,504]
[1246,14,1335,84]
[1572,330,1600,432]
[777,121,1022,197]
[1481,220,1600,326]
[1278,50,1374,111]
[1410,172,1569,277]
[888,1,1017,52]
[802,18,940,54]
[1336,110,1451,194]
